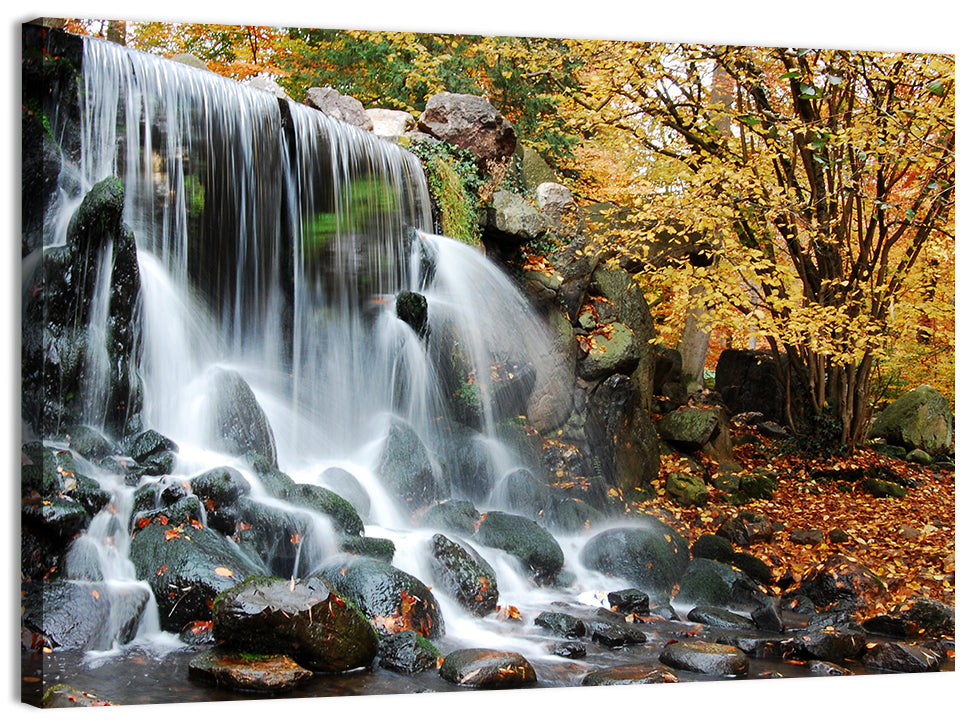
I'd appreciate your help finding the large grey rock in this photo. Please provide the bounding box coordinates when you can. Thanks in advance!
[243,74,290,100]
[304,86,373,130]
[418,92,516,162]
[474,511,565,583]
[519,145,557,189]
[487,189,548,240]
[439,648,536,688]
[577,322,640,381]
[868,385,953,455]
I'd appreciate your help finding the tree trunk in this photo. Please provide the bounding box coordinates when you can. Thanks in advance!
[106,21,126,46]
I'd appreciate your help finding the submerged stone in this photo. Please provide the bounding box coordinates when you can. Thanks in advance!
[581,665,679,685]
[580,521,690,595]
[376,629,441,673]
[658,641,749,677]
[188,650,313,692]
[429,533,499,616]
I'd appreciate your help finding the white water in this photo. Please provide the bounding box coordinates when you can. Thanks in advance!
[45,35,613,653]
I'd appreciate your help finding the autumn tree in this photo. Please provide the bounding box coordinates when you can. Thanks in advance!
[576,43,954,449]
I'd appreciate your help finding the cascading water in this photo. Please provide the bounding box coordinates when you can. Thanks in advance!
[30,32,611,663]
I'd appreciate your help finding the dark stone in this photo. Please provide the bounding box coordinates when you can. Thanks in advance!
[534,611,586,639]
[418,92,517,163]
[227,497,315,577]
[687,606,755,630]
[67,425,119,461]
[494,467,549,517]
[429,534,499,616]
[312,555,445,639]
[580,522,690,596]
[658,407,725,453]
[587,618,648,647]
[808,660,853,676]
[862,614,914,638]
[374,421,441,511]
[792,627,866,662]
[796,555,889,614]
[188,650,312,692]
[545,497,607,534]
[715,634,788,659]
[675,558,770,611]
[319,467,371,520]
[585,374,661,496]
[395,290,429,339]
[129,508,266,631]
[864,642,945,673]
[208,369,277,465]
[790,528,825,546]
[189,466,251,509]
[285,483,364,536]
[438,648,536,688]
[128,429,179,463]
[828,528,850,544]
[897,596,955,637]
[751,602,785,632]
[339,536,396,563]
[213,575,378,673]
[581,665,679,685]
[715,349,786,424]
[607,589,650,616]
[550,641,586,659]
[475,511,564,583]
[732,552,773,585]
[691,534,735,564]
[377,629,441,673]
[716,511,774,547]
[22,579,149,651]
[862,476,908,498]
[419,499,481,536]
[658,641,749,677]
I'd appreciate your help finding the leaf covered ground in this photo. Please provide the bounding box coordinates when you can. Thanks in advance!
[632,420,955,618]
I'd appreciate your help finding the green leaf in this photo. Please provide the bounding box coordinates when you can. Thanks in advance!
[737,114,761,126]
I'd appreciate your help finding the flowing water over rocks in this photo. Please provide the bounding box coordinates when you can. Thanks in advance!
[20,25,953,710]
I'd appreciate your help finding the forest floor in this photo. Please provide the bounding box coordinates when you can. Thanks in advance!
[632,419,956,618]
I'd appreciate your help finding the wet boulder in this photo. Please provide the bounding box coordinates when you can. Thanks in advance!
[795,554,889,614]
[419,499,482,536]
[339,536,396,563]
[658,641,749,677]
[207,369,278,466]
[213,575,379,673]
[190,466,251,510]
[285,483,364,537]
[895,596,955,637]
[862,641,945,673]
[587,615,649,648]
[395,290,429,339]
[585,374,661,496]
[22,579,150,651]
[188,650,312,692]
[438,648,536,688]
[691,534,735,564]
[675,558,770,611]
[867,384,953,456]
[791,626,866,663]
[429,534,499,616]
[607,589,650,616]
[374,421,441,511]
[127,429,179,478]
[67,425,120,463]
[318,467,371,520]
[579,521,690,596]
[129,507,266,631]
[687,606,755,630]
[376,629,441,673]
[493,467,549,517]
[534,611,587,639]
[312,555,445,639]
[475,511,565,583]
